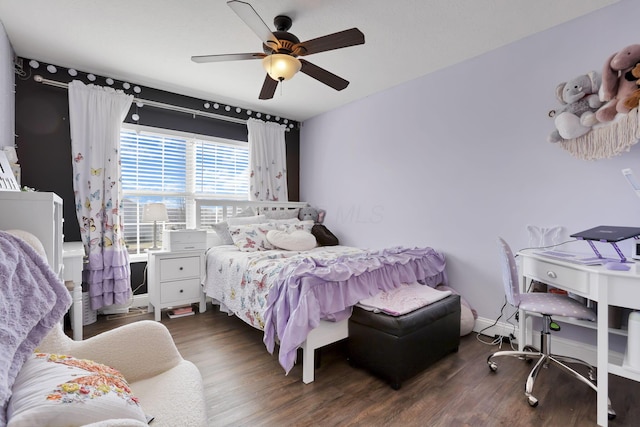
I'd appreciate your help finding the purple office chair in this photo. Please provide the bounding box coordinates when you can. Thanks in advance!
[488,238,615,419]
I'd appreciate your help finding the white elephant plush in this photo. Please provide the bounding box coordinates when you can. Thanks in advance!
[548,71,602,143]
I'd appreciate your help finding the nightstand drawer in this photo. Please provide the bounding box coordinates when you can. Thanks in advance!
[160,278,202,303]
[159,256,200,281]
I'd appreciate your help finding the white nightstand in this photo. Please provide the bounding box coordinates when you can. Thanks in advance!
[147,250,206,321]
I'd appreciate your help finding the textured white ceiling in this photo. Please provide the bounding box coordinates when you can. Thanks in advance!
[0,0,619,122]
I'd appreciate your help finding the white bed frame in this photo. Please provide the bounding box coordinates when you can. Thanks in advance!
[195,198,349,384]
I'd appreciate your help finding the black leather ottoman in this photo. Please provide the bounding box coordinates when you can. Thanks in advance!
[348,294,461,389]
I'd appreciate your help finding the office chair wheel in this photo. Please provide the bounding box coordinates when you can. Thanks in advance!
[527,395,539,407]
[488,361,498,372]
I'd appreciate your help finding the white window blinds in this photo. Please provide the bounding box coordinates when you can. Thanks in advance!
[120,125,248,255]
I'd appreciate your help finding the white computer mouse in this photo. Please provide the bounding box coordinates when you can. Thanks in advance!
[604,262,631,271]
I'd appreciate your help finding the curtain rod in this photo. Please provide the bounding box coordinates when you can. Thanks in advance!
[33,75,285,128]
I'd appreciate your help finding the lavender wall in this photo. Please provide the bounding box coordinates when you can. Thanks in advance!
[301,0,640,344]
[0,21,14,149]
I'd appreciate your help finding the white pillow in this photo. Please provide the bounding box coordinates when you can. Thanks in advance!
[226,214,268,226]
[264,208,300,220]
[206,230,223,248]
[266,229,317,251]
[268,218,300,225]
[210,222,234,245]
[7,353,147,427]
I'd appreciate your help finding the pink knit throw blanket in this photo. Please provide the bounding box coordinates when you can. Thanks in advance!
[0,231,71,426]
[357,282,452,316]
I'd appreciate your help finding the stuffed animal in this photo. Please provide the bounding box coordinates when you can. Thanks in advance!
[596,44,640,123]
[623,64,640,110]
[299,206,339,246]
[547,71,602,143]
[299,206,326,223]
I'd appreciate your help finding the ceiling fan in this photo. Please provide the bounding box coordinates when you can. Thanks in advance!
[191,0,365,100]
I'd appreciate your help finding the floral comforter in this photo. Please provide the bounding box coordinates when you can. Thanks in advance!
[203,245,363,330]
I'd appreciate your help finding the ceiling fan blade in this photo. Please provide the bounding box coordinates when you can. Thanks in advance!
[227,0,280,49]
[294,28,364,56]
[259,74,279,99]
[299,59,349,91]
[191,53,265,63]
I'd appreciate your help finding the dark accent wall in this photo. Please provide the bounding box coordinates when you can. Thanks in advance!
[14,58,300,294]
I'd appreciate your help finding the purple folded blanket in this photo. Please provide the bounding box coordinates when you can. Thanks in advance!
[0,231,71,427]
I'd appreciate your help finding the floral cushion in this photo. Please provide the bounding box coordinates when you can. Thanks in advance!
[228,223,278,251]
[7,353,147,427]
[282,220,314,233]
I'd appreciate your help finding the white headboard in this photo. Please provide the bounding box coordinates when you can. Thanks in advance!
[194,199,308,229]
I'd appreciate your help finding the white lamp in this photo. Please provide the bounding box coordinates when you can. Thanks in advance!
[262,54,302,82]
[142,203,169,251]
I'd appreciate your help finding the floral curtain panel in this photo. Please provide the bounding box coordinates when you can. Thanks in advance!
[247,118,288,201]
[68,81,133,310]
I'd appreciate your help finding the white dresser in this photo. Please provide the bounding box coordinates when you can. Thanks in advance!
[0,191,63,277]
[0,191,87,340]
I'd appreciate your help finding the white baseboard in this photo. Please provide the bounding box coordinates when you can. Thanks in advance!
[473,315,624,367]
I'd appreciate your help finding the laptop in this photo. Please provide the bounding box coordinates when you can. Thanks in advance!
[570,226,640,242]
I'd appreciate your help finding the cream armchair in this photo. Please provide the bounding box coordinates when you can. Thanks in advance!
[2,229,206,426]
[37,321,208,427]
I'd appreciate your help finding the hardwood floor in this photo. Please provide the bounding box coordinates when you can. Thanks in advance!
[75,305,640,426]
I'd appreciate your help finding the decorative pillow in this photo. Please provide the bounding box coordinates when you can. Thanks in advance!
[226,214,268,226]
[268,218,300,225]
[7,353,147,427]
[280,220,314,233]
[312,224,339,246]
[228,223,279,251]
[233,207,256,218]
[206,230,223,248]
[5,229,47,259]
[211,222,233,245]
[264,208,300,220]
[266,229,317,251]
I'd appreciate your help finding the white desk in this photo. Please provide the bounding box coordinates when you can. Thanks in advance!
[518,250,640,426]
[63,242,85,341]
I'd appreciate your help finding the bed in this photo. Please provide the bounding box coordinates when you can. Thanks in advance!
[195,199,448,383]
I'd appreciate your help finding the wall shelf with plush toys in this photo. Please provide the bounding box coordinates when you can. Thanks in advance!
[548,44,640,160]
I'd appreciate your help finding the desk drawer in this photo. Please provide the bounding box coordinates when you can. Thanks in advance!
[160,278,201,303]
[525,259,589,295]
[159,256,200,281]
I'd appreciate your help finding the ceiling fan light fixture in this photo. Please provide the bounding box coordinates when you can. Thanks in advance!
[262,54,301,81]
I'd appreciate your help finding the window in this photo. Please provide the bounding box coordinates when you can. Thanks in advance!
[120,124,249,257]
